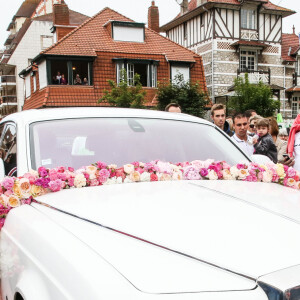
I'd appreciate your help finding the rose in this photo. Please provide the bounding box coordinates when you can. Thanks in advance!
[172,171,183,180]
[203,159,215,168]
[287,167,297,178]
[19,178,31,198]
[98,169,110,184]
[38,167,48,177]
[30,185,44,197]
[150,174,158,181]
[159,173,171,181]
[49,169,58,181]
[238,169,249,180]
[286,178,296,188]
[222,169,233,180]
[191,160,205,169]
[96,161,107,169]
[74,174,86,188]
[89,178,99,186]
[276,164,285,178]
[208,170,218,180]
[124,164,135,174]
[157,161,172,174]
[183,166,201,180]
[2,177,15,190]
[86,165,98,180]
[124,177,133,184]
[23,172,37,184]
[262,170,273,183]
[108,164,117,170]
[0,195,8,208]
[48,179,62,192]
[230,166,239,179]
[8,195,20,208]
[104,177,117,185]
[140,172,151,182]
[200,168,208,177]
[129,171,141,182]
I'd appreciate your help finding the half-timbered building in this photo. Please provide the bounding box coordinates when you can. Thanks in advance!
[160,0,297,117]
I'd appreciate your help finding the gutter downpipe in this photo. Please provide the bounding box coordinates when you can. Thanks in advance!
[211,9,215,103]
[283,65,286,116]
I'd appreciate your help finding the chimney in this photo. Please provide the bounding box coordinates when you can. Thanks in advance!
[181,0,189,15]
[53,1,69,26]
[148,1,159,33]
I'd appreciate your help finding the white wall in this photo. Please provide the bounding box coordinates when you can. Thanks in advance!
[8,20,54,111]
[39,60,47,89]
[113,26,144,43]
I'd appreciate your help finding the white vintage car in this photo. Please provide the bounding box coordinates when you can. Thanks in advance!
[0,108,300,300]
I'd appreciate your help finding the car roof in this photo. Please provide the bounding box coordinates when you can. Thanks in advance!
[2,107,213,126]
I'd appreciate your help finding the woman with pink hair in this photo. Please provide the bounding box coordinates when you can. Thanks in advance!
[287,114,300,172]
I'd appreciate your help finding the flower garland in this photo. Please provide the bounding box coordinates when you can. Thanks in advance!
[0,159,299,230]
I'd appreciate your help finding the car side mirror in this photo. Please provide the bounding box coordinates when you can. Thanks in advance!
[250,154,272,164]
[0,158,5,181]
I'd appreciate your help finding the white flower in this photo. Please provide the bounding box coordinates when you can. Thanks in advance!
[74,174,86,188]
[124,164,135,174]
[124,177,133,184]
[262,170,273,183]
[139,162,145,167]
[172,171,183,180]
[140,172,151,182]
[85,165,97,179]
[287,178,296,187]
[230,166,239,179]
[104,176,117,185]
[222,169,233,180]
[238,169,249,180]
[116,177,123,184]
[108,164,117,170]
[170,164,180,173]
[208,170,218,180]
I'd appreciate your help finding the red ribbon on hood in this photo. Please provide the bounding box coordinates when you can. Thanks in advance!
[287,114,300,157]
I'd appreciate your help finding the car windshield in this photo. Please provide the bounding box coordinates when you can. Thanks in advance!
[30,117,248,169]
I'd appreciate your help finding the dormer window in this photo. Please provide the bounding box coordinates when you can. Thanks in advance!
[241,8,256,30]
[112,21,145,43]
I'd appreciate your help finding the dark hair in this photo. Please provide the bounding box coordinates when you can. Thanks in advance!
[232,112,247,124]
[244,109,256,118]
[165,103,181,112]
[211,103,225,116]
[268,118,279,136]
[256,118,270,128]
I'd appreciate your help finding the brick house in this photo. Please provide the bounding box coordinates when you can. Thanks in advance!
[0,0,88,117]
[21,2,207,110]
[160,0,298,118]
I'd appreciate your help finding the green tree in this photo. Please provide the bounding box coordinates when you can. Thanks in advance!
[156,74,208,118]
[228,73,280,117]
[99,69,146,108]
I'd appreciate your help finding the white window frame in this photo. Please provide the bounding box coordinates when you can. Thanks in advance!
[241,8,257,30]
[240,50,257,71]
[292,97,300,119]
[116,61,157,87]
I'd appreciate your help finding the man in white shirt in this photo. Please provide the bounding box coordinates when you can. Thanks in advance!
[231,113,255,157]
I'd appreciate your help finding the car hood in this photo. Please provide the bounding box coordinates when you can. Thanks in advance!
[34,180,300,292]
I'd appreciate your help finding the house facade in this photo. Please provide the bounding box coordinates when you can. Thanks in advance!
[21,3,207,110]
[0,0,88,117]
[160,0,298,118]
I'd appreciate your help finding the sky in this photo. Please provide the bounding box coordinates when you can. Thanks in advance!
[0,0,299,47]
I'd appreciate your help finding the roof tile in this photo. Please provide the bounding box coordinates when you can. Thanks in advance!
[42,7,198,62]
[281,33,300,62]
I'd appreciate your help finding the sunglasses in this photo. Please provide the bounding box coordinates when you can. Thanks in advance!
[249,124,255,128]
[236,123,248,127]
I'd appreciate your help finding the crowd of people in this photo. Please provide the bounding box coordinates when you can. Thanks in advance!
[52,71,89,86]
[165,102,300,172]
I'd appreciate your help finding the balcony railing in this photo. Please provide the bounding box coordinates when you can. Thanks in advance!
[241,29,259,41]
[237,68,270,85]
[0,75,16,84]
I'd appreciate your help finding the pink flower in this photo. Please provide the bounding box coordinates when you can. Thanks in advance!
[2,177,15,190]
[68,177,74,187]
[68,167,74,172]
[115,168,126,179]
[98,169,110,184]
[287,167,297,178]
[150,174,158,181]
[90,178,99,186]
[23,173,37,184]
[96,161,107,170]
[57,172,67,181]
[49,169,58,181]
[136,167,144,174]
[48,179,62,192]
[38,167,48,177]
[157,161,172,174]
[131,161,139,167]
[200,168,208,177]
[183,166,201,180]
[237,163,246,170]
